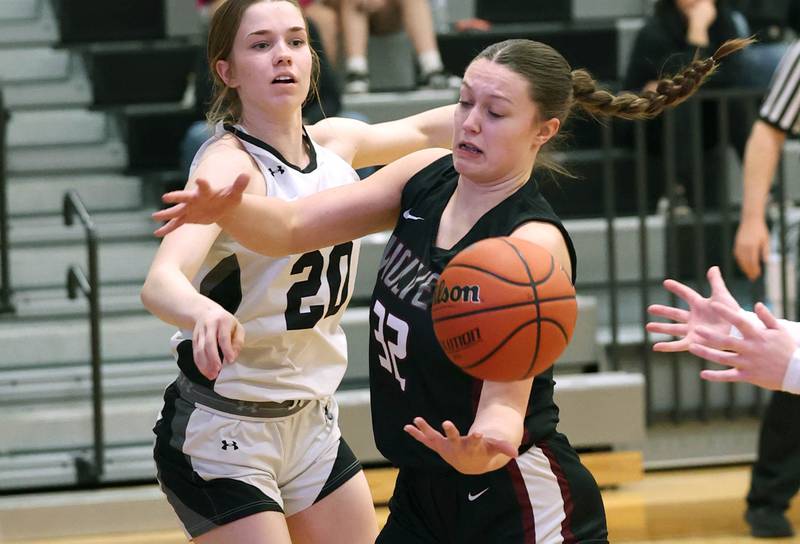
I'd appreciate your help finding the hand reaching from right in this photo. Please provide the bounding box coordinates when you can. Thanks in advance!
[647,266,744,353]
[152,174,250,237]
[192,304,245,380]
[693,302,796,391]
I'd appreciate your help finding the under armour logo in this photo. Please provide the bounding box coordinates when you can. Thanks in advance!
[221,440,239,451]
[268,165,285,177]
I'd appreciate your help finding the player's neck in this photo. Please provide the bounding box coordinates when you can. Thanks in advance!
[239,109,308,167]
[436,168,531,249]
[454,168,531,213]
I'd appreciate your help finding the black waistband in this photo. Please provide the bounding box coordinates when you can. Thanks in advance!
[176,373,312,418]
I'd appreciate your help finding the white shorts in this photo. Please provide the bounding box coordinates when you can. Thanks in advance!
[153,375,362,538]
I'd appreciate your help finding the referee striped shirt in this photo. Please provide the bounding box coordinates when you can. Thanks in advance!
[760,41,800,135]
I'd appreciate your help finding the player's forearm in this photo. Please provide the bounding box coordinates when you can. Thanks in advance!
[740,121,786,223]
[216,195,297,257]
[470,403,524,472]
[410,104,456,150]
[141,268,219,330]
[217,188,394,257]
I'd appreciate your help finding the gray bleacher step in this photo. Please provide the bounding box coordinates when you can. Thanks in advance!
[8,108,110,147]
[2,394,164,455]
[0,450,79,490]
[10,282,146,319]
[0,0,38,20]
[0,446,162,493]
[10,236,157,290]
[8,139,127,174]
[342,88,457,124]
[9,173,143,216]
[566,215,666,285]
[0,0,55,46]
[0,47,70,84]
[10,210,155,245]
[3,56,91,109]
[574,0,647,20]
[0,359,175,404]
[0,313,174,368]
[587,283,673,329]
[554,371,645,449]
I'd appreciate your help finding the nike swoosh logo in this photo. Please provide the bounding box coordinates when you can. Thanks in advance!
[468,488,489,501]
[403,209,424,221]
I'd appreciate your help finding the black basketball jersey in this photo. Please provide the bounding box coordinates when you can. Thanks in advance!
[369,154,578,471]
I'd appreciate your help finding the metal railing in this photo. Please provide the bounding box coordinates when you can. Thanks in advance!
[0,88,13,314]
[595,87,782,424]
[63,190,104,484]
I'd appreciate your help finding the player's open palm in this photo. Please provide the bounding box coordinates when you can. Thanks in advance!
[192,305,245,380]
[404,417,518,474]
[694,302,795,391]
[647,266,741,353]
[153,174,249,237]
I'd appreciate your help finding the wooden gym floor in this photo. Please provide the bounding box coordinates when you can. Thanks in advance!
[5,461,800,543]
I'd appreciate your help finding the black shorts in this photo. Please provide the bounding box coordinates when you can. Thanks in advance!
[378,433,608,544]
[153,380,362,538]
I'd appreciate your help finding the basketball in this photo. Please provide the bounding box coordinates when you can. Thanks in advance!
[431,237,577,381]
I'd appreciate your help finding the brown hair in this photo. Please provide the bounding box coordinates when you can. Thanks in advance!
[206,0,321,125]
[473,37,753,174]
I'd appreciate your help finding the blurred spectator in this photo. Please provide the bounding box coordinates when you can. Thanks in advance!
[329,0,460,93]
[626,0,744,92]
[624,0,752,210]
[732,0,800,42]
[299,0,341,65]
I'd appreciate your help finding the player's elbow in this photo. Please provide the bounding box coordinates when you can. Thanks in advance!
[140,275,158,314]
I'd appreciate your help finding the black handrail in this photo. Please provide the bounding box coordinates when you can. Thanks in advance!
[63,190,104,484]
[0,87,13,314]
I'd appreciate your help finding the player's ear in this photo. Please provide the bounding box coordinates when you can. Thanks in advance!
[216,59,238,88]
[533,117,560,147]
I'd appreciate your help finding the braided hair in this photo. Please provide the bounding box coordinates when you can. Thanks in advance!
[572,38,753,119]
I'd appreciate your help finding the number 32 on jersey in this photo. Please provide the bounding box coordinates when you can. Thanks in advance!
[373,300,409,391]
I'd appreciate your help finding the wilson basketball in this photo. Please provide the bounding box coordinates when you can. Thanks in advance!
[431,237,577,381]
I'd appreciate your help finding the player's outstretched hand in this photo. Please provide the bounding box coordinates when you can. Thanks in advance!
[693,301,795,390]
[152,174,250,237]
[404,417,518,475]
[646,266,741,353]
[192,305,245,380]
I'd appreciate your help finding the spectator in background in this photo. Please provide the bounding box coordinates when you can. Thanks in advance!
[624,0,751,210]
[299,1,341,64]
[733,0,800,43]
[330,0,460,93]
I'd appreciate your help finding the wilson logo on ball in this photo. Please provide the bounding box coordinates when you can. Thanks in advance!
[434,281,481,304]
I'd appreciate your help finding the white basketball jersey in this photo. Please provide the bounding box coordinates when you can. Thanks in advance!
[171,123,361,401]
